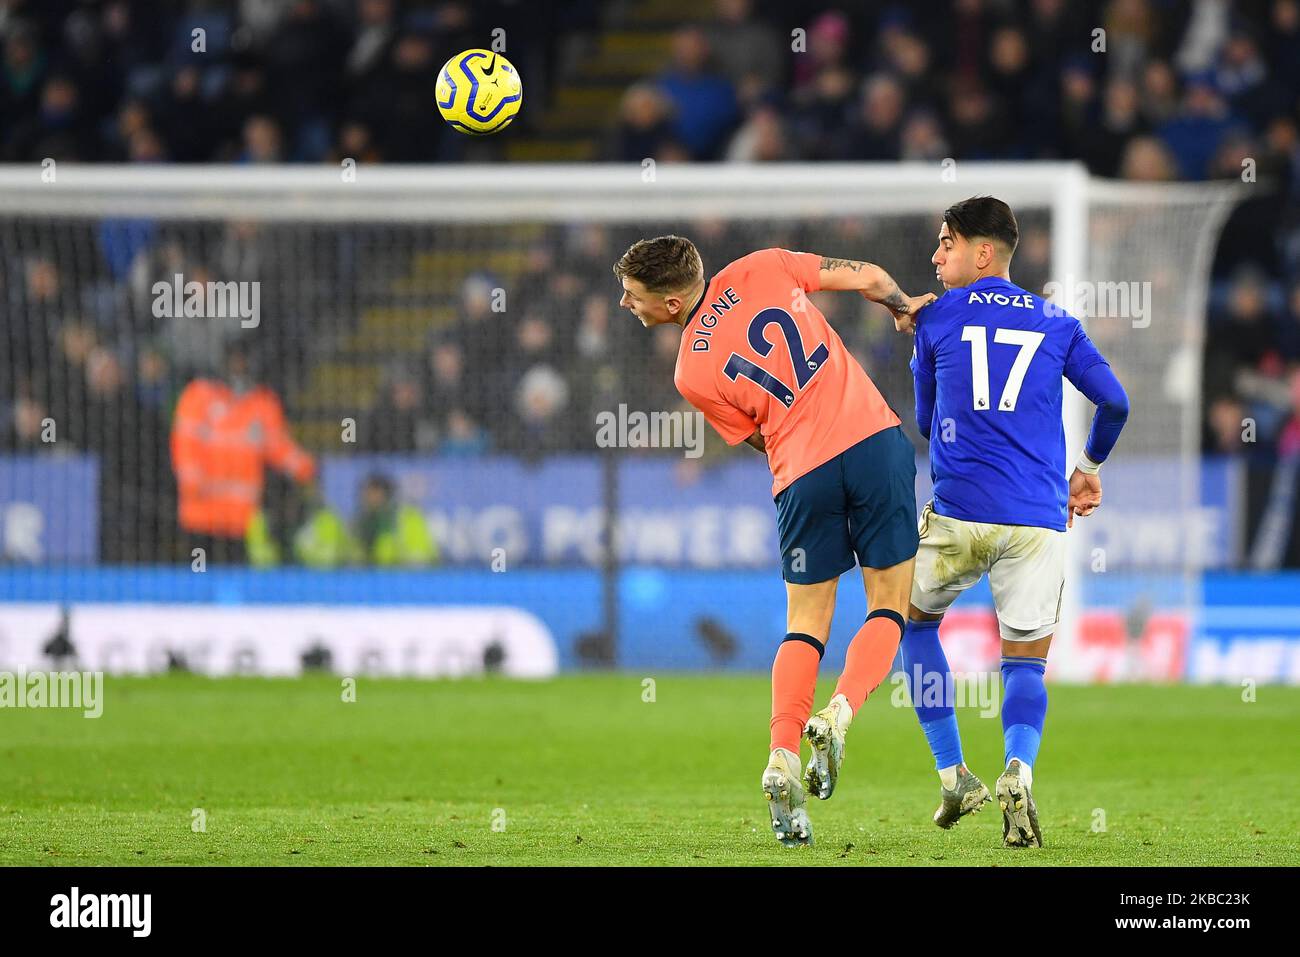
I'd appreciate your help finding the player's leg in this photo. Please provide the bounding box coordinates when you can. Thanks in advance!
[996,631,1050,848]
[988,525,1065,848]
[770,576,839,775]
[766,461,855,845]
[904,504,994,826]
[805,426,918,799]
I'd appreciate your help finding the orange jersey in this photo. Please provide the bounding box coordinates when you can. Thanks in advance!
[674,248,900,496]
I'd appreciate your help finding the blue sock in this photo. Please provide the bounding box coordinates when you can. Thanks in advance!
[901,618,963,770]
[1000,656,1048,768]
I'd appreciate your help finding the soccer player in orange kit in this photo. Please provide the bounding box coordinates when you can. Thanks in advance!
[614,237,934,847]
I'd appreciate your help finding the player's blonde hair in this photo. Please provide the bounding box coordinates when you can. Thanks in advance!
[612,235,703,294]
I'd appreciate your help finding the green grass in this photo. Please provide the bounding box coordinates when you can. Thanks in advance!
[1,674,1297,866]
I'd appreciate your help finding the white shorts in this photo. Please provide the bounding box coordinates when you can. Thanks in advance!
[910,502,1065,642]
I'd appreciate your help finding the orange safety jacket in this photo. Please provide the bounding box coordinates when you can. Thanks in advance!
[170,379,316,538]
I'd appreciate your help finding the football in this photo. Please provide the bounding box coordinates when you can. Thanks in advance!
[436,48,522,135]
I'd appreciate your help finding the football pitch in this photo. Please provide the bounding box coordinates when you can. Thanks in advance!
[2,674,1296,866]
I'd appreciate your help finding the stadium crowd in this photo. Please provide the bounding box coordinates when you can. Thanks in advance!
[0,0,1298,566]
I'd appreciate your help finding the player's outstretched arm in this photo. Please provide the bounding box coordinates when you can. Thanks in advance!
[816,256,935,330]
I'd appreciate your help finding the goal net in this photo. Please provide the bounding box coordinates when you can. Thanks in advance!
[0,163,1238,680]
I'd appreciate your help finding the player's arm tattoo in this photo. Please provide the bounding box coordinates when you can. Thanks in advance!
[858,267,911,314]
[877,283,910,314]
[744,429,766,453]
[819,256,866,273]
[817,256,924,316]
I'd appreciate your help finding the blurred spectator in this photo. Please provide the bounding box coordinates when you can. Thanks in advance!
[170,340,316,564]
[500,310,568,455]
[46,322,96,429]
[1216,31,1278,128]
[899,110,950,162]
[788,63,856,160]
[840,74,907,161]
[939,0,995,79]
[1105,0,1164,78]
[3,256,67,398]
[77,346,173,563]
[135,345,172,413]
[440,408,490,457]
[987,26,1040,133]
[1269,0,1300,94]
[1119,134,1178,180]
[354,472,436,566]
[792,10,850,90]
[329,120,383,165]
[706,0,783,94]
[0,21,45,122]
[1156,74,1240,179]
[655,26,739,161]
[1058,57,1099,159]
[605,83,677,162]
[246,473,355,568]
[262,0,347,160]
[352,31,442,162]
[946,84,1011,159]
[239,115,284,164]
[346,0,398,81]
[1084,79,1148,176]
[0,391,52,453]
[1208,269,1279,376]
[1205,269,1295,458]
[454,272,503,402]
[877,21,938,108]
[504,365,573,459]
[425,339,473,417]
[214,54,273,157]
[3,74,92,161]
[158,66,217,163]
[156,264,243,377]
[726,103,790,162]
[418,335,490,450]
[1139,59,1181,126]
[1205,395,1249,454]
[362,365,437,452]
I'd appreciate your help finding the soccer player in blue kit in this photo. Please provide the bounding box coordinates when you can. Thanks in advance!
[901,197,1130,847]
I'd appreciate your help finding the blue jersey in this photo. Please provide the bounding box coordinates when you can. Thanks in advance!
[910,276,1110,532]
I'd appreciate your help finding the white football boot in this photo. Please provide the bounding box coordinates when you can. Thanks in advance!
[761,747,813,847]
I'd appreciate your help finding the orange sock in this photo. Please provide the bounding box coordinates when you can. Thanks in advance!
[833,609,905,713]
[770,634,824,753]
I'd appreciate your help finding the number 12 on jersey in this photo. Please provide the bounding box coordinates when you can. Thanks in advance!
[724,308,828,408]
[961,326,1044,412]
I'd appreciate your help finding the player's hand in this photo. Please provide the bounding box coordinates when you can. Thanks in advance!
[1066,468,1102,528]
[890,293,937,335]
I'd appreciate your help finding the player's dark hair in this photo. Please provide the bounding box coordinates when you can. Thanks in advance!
[943,196,1019,257]
[612,235,703,294]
